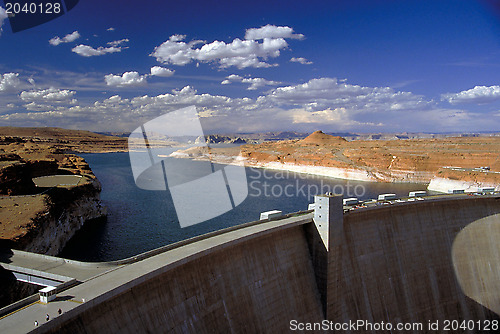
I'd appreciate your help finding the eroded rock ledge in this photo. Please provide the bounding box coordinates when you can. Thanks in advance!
[0,127,120,255]
[0,155,106,256]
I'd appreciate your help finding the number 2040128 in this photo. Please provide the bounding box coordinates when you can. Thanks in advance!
[5,2,62,14]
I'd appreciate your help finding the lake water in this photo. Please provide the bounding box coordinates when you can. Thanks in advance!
[60,152,426,261]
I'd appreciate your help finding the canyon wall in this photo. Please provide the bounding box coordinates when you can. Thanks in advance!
[1,154,106,256]
[19,179,106,256]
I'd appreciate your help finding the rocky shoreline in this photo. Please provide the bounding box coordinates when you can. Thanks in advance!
[170,130,500,192]
[173,152,500,193]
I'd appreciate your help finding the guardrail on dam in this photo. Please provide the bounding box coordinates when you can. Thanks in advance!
[1,195,499,333]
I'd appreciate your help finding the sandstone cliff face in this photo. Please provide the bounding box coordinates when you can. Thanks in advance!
[235,131,500,184]
[0,154,106,256]
[18,179,106,256]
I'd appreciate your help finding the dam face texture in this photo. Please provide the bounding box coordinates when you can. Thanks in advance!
[3,195,500,333]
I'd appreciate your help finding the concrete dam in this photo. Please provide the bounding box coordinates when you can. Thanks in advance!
[1,194,500,333]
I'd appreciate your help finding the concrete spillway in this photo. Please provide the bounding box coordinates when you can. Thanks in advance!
[1,195,500,333]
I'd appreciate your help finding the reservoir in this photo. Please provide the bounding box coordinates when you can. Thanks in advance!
[60,152,424,261]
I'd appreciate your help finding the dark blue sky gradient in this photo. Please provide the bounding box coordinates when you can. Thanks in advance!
[0,0,499,132]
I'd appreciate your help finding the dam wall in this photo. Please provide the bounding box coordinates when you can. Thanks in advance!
[38,216,324,334]
[5,196,500,333]
[329,196,500,327]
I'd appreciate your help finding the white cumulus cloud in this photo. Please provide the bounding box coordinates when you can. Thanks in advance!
[49,31,81,46]
[72,43,125,57]
[245,24,304,40]
[242,77,281,90]
[20,87,76,102]
[262,77,429,114]
[221,74,281,90]
[221,74,243,85]
[0,73,21,91]
[3,75,497,134]
[441,85,500,104]
[290,57,313,65]
[105,71,148,87]
[151,25,304,69]
[107,38,129,47]
[150,66,174,77]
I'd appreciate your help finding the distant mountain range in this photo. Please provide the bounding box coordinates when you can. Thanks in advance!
[98,130,500,143]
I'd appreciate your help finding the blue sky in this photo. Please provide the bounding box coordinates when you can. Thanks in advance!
[0,0,500,133]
